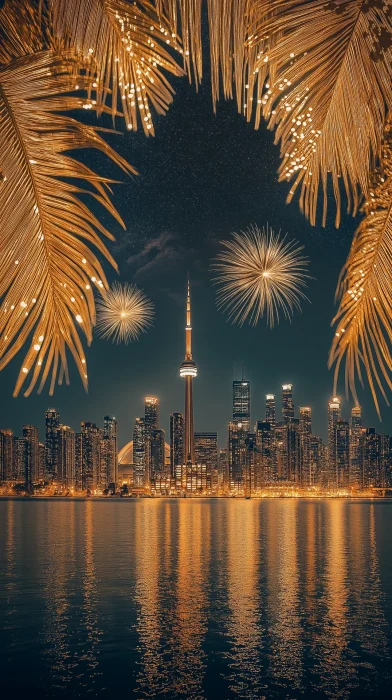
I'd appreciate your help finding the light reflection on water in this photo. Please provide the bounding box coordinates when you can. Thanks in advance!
[0,499,391,698]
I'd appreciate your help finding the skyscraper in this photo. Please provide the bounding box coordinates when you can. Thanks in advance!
[150,428,166,477]
[144,397,159,486]
[233,375,250,429]
[299,406,312,486]
[255,420,273,486]
[350,405,362,488]
[144,397,159,432]
[265,394,276,428]
[335,419,350,488]
[81,422,101,492]
[228,421,247,492]
[328,397,341,485]
[180,277,198,463]
[170,412,184,478]
[102,416,118,487]
[195,432,217,490]
[23,425,39,489]
[57,426,75,490]
[286,418,300,483]
[133,417,145,487]
[282,384,294,424]
[45,408,60,481]
[0,429,14,482]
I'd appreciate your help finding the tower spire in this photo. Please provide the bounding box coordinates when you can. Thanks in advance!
[180,275,197,463]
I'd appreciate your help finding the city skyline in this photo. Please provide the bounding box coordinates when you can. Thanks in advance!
[2,279,391,495]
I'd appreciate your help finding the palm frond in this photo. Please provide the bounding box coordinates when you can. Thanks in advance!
[0,0,45,63]
[329,121,392,417]
[0,50,135,396]
[50,0,184,134]
[253,0,392,226]
[156,0,269,118]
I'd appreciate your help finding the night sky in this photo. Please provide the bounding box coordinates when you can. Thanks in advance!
[1,65,391,448]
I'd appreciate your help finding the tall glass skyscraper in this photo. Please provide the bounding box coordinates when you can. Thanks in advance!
[170,412,184,477]
[328,396,341,484]
[45,408,60,481]
[299,406,312,486]
[282,384,294,424]
[350,406,362,488]
[265,394,276,428]
[133,417,145,487]
[233,379,250,429]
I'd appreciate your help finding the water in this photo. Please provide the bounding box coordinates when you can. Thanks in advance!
[1,499,392,699]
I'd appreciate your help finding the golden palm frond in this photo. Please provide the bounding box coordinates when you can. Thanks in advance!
[0,0,45,63]
[252,0,392,226]
[50,0,184,134]
[329,121,392,417]
[0,50,135,396]
[156,0,269,118]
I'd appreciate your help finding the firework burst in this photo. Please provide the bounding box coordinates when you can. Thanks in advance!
[212,225,310,327]
[96,282,154,344]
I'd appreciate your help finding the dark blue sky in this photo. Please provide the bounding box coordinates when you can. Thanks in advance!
[1,69,391,448]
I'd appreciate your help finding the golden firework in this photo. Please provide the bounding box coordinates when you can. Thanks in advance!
[96,283,154,344]
[212,225,310,327]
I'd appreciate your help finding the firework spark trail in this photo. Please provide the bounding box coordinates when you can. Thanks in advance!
[212,224,310,327]
[96,282,154,344]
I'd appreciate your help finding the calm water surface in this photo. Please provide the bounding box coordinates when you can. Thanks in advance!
[1,499,392,699]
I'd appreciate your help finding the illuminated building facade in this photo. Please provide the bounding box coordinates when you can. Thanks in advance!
[282,384,294,424]
[228,421,247,492]
[101,416,118,488]
[0,429,14,481]
[328,397,341,485]
[151,428,166,477]
[45,408,60,481]
[57,426,75,490]
[255,420,274,486]
[194,432,217,491]
[349,406,362,488]
[265,394,276,429]
[170,412,184,478]
[23,425,39,489]
[299,406,312,486]
[133,417,145,487]
[233,378,250,430]
[335,419,350,488]
[81,421,101,492]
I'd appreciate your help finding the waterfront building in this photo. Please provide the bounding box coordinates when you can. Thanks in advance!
[23,425,40,489]
[245,433,257,495]
[195,432,217,492]
[57,426,75,490]
[45,408,60,481]
[80,422,101,492]
[151,428,166,477]
[133,417,145,487]
[349,405,362,488]
[286,418,300,483]
[328,397,341,485]
[144,397,159,487]
[282,384,294,424]
[170,412,184,478]
[101,416,118,488]
[75,432,83,490]
[0,429,14,481]
[255,420,274,486]
[309,435,323,487]
[13,436,26,482]
[299,406,312,486]
[228,421,247,492]
[335,419,350,488]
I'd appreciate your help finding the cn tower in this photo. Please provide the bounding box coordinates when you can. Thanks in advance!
[180,276,197,463]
